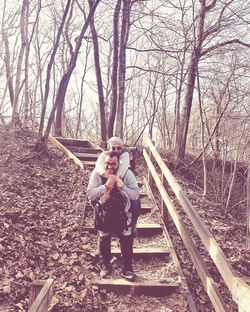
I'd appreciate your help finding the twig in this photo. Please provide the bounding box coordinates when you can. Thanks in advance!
[227,198,247,213]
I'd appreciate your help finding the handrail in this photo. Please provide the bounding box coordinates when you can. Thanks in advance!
[28,279,54,312]
[143,134,250,312]
[48,135,84,169]
[144,149,228,312]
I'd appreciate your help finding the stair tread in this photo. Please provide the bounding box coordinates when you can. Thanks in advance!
[112,246,169,254]
[137,223,162,228]
[95,277,180,287]
[74,152,100,158]
[94,277,180,296]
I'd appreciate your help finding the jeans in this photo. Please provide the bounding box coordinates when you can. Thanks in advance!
[99,232,134,271]
[130,198,141,226]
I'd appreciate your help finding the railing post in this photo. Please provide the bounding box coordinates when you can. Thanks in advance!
[147,149,153,187]
[28,279,54,312]
[161,172,168,224]
[28,281,44,310]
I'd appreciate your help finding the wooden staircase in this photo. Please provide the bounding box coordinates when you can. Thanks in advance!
[54,137,103,170]
[82,179,185,298]
[53,137,193,307]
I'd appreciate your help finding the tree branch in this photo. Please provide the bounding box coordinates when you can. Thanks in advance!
[201,39,250,56]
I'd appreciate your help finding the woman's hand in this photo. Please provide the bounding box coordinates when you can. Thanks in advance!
[116,177,124,190]
[105,175,118,190]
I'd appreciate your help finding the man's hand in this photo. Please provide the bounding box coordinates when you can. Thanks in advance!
[116,177,124,190]
[102,172,111,179]
[105,175,118,190]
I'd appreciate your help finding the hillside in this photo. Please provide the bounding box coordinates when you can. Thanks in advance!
[0,125,248,311]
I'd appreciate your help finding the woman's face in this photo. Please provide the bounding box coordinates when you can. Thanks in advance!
[110,144,122,155]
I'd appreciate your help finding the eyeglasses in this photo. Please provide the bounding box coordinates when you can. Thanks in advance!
[105,161,118,167]
[112,146,122,151]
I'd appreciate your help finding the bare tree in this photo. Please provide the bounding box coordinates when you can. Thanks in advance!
[87,0,107,141]
[108,0,122,138]
[39,0,101,150]
[115,0,133,138]
[38,0,72,140]
[176,0,250,160]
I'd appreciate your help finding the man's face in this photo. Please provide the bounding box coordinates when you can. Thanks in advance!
[110,143,122,155]
[105,155,119,174]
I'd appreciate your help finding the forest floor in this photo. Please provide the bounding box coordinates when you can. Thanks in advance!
[0,125,249,311]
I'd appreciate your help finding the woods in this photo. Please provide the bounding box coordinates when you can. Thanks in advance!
[0,2,250,310]
[0,0,249,155]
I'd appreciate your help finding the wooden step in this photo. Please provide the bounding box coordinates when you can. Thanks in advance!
[136,223,162,235]
[73,152,100,159]
[81,160,97,167]
[94,277,180,296]
[111,246,170,258]
[84,203,153,214]
[55,137,93,148]
[140,204,153,214]
[68,146,103,153]
[139,192,149,199]
[81,223,162,236]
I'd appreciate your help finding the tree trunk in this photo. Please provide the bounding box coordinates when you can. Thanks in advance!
[175,0,206,160]
[115,0,131,138]
[38,0,72,139]
[41,0,101,149]
[23,0,29,127]
[1,18,14,107]
[87,0,106,141]
[11,0,29,126]
[108,0,122,138]
[54,1,74,137]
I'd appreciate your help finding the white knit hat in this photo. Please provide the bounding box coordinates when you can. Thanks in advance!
[108,136,123,148]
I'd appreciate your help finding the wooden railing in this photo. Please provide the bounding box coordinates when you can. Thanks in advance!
[143,134,250,312]
[28,279,54,312]
[48,135,84,169]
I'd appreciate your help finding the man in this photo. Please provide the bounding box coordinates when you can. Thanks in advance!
[95,136,141,226]
[87,151,139,280]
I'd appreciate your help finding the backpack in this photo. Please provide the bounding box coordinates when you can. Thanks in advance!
[93,185,127,233]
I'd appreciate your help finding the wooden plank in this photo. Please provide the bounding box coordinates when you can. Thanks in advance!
[144,135,236,292]
[67,146,103,153]
[73,152,100,159]
[81,160,96,166]
[54,137,93,148]
[136,223,163,235]
[147,149,153,187]
[28,281,44,309]
[139,192,148,198]
[84,203,152,213]
[48,135,84,169]
[28,279,54,312]
[81,223,162,236]
[233,277,250,312]
[95,278,180,296]
[111,246,169,258]
[137,223,162,229]
[161,172,168,224]
[143,149,229,312]
[140,205,152,213]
